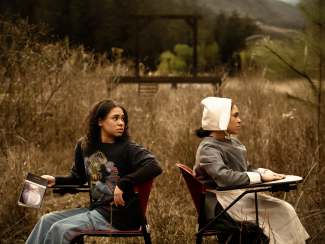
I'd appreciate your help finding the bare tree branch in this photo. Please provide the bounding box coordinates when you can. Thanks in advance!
[264,45,318,95]
[286,92,318,108]
[44,78,69,109]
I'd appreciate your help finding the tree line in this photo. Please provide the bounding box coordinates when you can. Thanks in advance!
[0,0,260,71]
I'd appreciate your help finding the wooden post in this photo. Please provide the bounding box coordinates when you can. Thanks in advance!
[135,18,140,77]
[193,18,198,77]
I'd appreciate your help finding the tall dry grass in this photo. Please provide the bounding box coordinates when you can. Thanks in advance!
[1,17,324,243]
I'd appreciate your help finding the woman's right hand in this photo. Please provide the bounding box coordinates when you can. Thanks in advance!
[41,175,56,187]
[261,173,286,182]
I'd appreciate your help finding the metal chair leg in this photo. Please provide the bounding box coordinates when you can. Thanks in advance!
[196,234,203,244]
[255,192,259,227]
[143,233,152,244]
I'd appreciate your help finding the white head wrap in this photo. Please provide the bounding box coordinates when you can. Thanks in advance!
[201,97,232,131]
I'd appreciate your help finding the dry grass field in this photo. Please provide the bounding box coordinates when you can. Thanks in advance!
[1,18,325,244]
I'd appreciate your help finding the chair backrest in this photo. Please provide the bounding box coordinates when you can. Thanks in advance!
[176,164,206,215]
[133,179,154,217]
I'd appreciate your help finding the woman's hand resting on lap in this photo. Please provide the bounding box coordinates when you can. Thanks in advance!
[114,185,125,207]
[41,175,56,187]
[261,173,286,182]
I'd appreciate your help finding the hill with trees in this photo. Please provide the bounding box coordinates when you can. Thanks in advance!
[198,0,305,29]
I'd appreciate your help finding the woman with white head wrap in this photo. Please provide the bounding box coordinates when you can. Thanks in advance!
[193,97,309,244]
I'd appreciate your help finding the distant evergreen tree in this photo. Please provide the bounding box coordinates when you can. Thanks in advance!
[0,0,36,20]
[213,11,260,64]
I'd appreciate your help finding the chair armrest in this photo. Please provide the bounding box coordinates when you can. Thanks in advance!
[51,185,89,195]
[216,176,303,192]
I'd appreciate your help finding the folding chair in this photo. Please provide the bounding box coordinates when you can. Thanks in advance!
[176,164,233,244]
[176,164,302,244]
[52,179,153,244]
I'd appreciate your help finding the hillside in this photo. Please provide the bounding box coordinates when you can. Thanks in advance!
[198,0,305,29]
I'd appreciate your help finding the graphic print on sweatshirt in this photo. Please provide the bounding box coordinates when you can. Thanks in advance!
[84,151,120,201]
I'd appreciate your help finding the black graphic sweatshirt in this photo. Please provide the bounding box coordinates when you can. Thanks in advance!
[55,137,162,230]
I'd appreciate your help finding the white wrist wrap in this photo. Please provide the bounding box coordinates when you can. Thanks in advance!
[246,172,262,185]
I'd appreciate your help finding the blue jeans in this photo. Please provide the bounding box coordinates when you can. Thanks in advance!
[26,207,119,244]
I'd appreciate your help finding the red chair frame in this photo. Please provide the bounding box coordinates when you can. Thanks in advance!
[52,179,153,244]
[176,164,233,244]
[176,164,300,244]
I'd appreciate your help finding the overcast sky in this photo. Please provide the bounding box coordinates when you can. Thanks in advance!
[277,0,301,5]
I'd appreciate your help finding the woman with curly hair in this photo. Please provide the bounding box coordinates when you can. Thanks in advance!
[26,100,162,244]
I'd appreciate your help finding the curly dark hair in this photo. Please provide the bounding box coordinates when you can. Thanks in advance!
[81,100,130,151]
